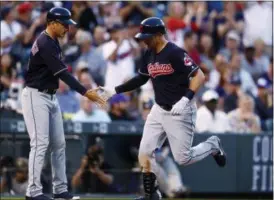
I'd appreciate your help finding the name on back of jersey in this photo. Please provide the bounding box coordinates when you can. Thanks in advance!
[31,41,39,56]
[148,62,174,78]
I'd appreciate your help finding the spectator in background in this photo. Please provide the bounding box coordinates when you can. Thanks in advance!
[1,81,24,116]
[75,29,107,86]
[61,24,80,67]
[56,80,79,120]
[254,38,270,73]
[0,157,28,195]
[75,71,97,102]
[196,90,229,133]
[16,2,43,51]
[207,54,228,91]
[216,2,244,41]
[108,94,135,121]
[71,144,114,193]
[223,75,242,113]
[243,2,272,56]
[0,6,23,55]
[0,54,16,95]
[72,96,111,123]
[119,2,154,24]
[71,2,98,32]
[254,78,273,131]
[92,26,108,47]
[241,46,266,81]
[74,61,90,82]
[98,2,122,28]
[260,57,273,87]
[226,53,257,96]
[164,2,188,48]
[198,32,215,71]
[218,30,241,61]
[227,94,261,134]
[183,31,201,67]
[102,24,136,89]
[78,71,97,90]
[187,2,216,34]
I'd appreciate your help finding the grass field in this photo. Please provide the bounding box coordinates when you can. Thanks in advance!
[0,198,272,200]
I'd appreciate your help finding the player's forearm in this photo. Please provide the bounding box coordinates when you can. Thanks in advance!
[188,68,205,93]
[115,74,149,94]
[58,71,87,95]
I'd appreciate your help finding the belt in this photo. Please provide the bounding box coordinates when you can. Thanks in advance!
[159,104,172,111]
[38,88,57,95]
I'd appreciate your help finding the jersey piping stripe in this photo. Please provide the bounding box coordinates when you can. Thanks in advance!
[138,69,150,77]
[54,68,67,76]
[30,91,38,193]
[187,66,199,78]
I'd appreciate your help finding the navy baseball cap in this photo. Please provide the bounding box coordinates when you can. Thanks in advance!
[1,6,12,19]
[109,94,129,105]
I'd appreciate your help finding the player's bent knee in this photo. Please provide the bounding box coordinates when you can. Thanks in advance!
[174,152,191,166]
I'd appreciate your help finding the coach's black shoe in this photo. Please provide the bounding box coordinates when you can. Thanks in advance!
[53,192,80,200]
[26,194,51,200]
[213,137,226,167]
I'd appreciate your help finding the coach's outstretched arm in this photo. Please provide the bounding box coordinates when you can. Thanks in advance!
[57,71,106,108]
[171,68,205,115]
[99,73,150,100]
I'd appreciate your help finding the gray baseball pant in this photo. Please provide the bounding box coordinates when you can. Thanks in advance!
[138,101,220,175]
[21,87,67,197]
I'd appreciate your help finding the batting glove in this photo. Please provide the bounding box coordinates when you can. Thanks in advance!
[98,86,116,101]
[171,97,189,115]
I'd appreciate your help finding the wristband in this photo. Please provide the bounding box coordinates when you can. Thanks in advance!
[184,88,195,100]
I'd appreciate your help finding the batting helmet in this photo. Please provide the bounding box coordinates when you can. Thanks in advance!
[47,7,76,25]
[135,17,166,40]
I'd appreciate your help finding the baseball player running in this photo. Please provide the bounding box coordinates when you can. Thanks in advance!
[99,17,226,200]
[21,7,106,200]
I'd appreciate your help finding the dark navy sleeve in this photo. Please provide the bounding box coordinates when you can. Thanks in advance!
[38,40,67,76]
[170,49,199,78]
[138,50,150,76]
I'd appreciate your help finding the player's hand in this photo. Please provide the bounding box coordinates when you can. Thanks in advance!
[98,86,116,101]
[84,88,107,109]
[171,97,189,115]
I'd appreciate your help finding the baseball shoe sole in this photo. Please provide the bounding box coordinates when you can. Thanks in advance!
[213,137,226,167]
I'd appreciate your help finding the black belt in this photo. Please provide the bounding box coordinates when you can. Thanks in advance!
[159,104,172,111]
[38,88,57,95]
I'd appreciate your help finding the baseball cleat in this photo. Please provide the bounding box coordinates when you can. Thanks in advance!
[26,194,51,200]
[134,189,162,200]
[52,192,80,200]
[213,137,226,167]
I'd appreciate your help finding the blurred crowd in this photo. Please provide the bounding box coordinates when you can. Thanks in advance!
[0,1,273,134]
